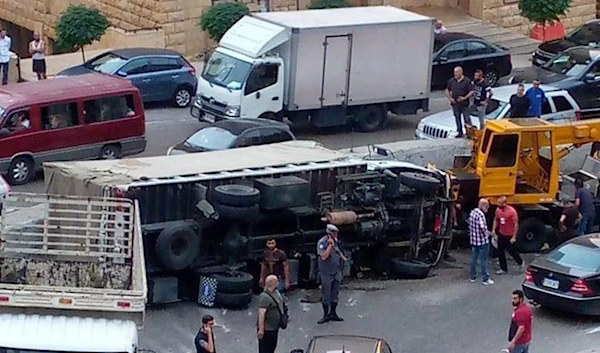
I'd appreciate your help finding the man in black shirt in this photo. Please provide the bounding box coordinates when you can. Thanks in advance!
[509,84,531,118]
[471,69,493,129]
[559,199,580,244]
[446,66,474,137]
[195,315,216,353]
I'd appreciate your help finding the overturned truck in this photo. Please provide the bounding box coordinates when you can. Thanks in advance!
[44,141,453,305]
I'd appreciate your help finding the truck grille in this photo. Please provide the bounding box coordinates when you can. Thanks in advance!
[423,125,449,139]
[200,95,227,116]
[535,48,554,60]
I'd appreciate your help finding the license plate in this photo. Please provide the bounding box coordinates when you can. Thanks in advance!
[542,278,559,289]
[191,106,200,118]
[204,113,215,123]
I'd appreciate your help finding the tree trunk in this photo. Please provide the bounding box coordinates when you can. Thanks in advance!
[80,47,86,62]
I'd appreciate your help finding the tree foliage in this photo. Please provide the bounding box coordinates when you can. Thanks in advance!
[309,0,352,9]
[56,4,110,61]
[519,0,572,24]
[200,2,250,42]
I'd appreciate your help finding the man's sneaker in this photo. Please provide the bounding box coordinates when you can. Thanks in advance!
[470,278,476,283]
[496,269,507,275]
[482,279,494,285]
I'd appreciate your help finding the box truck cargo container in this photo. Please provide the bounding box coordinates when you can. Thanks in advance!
[192,6,435,132]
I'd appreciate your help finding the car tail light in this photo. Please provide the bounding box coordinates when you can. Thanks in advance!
[524,267,534,283]
[183,58,196,76]
[570,279,593,295]
[117,301,131,309]
[434,215,442,234]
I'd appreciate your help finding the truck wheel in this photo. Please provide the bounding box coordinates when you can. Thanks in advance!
[214,203,260,222]
[390,258,431,279]
[155,224,200,270]
[210,271,254,294]
[356,105,387,132]
[213,290,253,309]
[213,184,260,207]
[399,172,440,195]
[516,218,547,253]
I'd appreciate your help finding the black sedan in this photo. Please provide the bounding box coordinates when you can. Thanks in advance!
[291,335,394,353]
[522,234,600,316]
[432,32,512,88]
[166,118,295,155]
[532,19,600,67]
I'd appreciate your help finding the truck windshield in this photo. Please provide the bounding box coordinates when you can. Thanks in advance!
[543,53,589,77]
[202,51,252,90]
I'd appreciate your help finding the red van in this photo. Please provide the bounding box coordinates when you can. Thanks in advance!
[0,73,146,185]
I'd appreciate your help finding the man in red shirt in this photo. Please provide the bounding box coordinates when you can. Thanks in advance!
[508,289,533,353]
[492,196,524,274]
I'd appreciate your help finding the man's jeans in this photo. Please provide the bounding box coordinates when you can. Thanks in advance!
[452,104,472,135]
[512,343,530,353]
[472,104,486,129]
[578,212,595,236]
[0,62,8,85]
[470,243,490,282]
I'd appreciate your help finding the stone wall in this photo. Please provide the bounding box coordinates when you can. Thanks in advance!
[482,0,596,35]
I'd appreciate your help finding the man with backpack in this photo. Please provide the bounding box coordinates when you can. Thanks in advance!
[257,274,288,353]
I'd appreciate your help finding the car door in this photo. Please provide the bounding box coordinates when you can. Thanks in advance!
[259,127,294,145]
[234,129,262,148]
[118,59,152,101]
[545,95,577,124]
[240,63,284,119]
[147,57,183,102]
[464,40,495,79]
[432,41,467,87]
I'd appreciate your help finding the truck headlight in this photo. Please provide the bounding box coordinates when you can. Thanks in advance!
[195,96,203,107]
[225,105,240,117]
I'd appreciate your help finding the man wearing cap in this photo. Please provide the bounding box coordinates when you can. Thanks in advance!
[316,224,347,324]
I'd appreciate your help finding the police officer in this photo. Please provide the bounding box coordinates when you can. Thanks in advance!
[317,224,347,324]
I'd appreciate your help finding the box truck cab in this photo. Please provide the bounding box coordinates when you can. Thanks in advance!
[192,6,434,132]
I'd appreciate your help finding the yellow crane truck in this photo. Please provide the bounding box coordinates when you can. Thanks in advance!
[437,117,600,252]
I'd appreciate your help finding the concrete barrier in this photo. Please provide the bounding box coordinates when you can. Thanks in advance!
[340,138,592,175]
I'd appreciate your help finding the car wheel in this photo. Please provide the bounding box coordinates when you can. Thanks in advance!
[516,217,547,253]
[6,156,33,186]
[214,203,260,222]
[212,184,260,207]
[213,290,253,309]
[100,144,122,160]
[173,87,193,108]
[390,258,431,279]
[355,105,387,132]
[154,224,200,271]
[485,70,499,87]
[398,172,441,195]
[209,271,254,294]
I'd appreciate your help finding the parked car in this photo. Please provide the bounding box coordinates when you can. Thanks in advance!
[291,335,394,353]
[532,20,600,67]
[507,46,600,110]
[432,32,512,88]
[0,74,146,185]
[522,234,600,316]
[414,84,579,140]
[166,119,295,155]
[56,48,198,108]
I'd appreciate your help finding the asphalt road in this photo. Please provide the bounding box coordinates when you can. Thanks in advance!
[140,251,600,353]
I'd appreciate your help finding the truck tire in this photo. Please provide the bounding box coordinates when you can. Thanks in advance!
[356,105,387,132]
[390,258,431,279]
[214,203,260,222]
[516,217,547,253]
[210,271,254,294]
[155,224,200,271]
[399,172,440,195]
[213,290,253,309]
[213,184,260,207]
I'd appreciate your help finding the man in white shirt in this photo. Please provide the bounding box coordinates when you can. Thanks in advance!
[29,32,46,80]
[0,29,12,85]
[434,20,448,35]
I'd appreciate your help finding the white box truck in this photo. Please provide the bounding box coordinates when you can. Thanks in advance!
[191,6,435,132]
[0,193,146,353]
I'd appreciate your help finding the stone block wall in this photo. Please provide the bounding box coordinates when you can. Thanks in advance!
[482,0,596,35]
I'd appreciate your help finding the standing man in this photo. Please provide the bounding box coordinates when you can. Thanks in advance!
[29,32,46,80]
[559,198,580,244]
[316,224,346,324]
[446,66,474,138]
[434,20,447,34]
[259,238,291,293]
[194,315,216,353]
[0,29,11,85]
[508,290,533,353]
[493,196,524,275]
[471,69,493,129]
[468,198,494,285]
[509,84,531,118]
[257,274,284,353]
[525,79,546,118]
[575,179,596,235]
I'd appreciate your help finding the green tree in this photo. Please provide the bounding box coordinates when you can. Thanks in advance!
[56,4,110,62]
[200,2,250,42]
[309,0,352,9]
[519,0,571,24]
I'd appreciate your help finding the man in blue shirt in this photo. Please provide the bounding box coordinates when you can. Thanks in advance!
[525,79,546,118]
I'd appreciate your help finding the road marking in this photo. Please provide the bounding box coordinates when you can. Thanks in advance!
[584,326,600,335]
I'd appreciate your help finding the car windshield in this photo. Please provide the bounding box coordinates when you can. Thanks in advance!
[85,52,127,74]
[202,51,252,90]
[567,23,600,45]
[542,52,590,77]
[470,99,507,119]
[185,127,238,150]
[546,243,600,272]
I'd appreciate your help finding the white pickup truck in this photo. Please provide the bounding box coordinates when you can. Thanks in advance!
[0,193,146,353]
